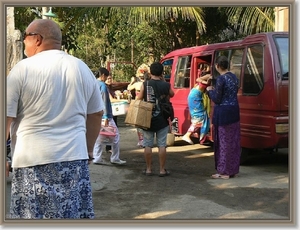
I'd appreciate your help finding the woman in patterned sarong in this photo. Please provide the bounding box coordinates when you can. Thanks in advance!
[206,56,241,179]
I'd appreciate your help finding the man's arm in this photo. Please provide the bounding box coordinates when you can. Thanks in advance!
[136,83,144,100]
[86,110,103,159]
[166,81,175,98]
[169,87,175,98]
[6,117,13,141]
[127,77,137,91]
[6,117,13,176]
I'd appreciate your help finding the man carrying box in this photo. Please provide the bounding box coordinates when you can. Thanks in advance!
[136,62,174,176]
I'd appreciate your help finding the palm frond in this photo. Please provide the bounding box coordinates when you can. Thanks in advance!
[117,7,206,33]
[226,7,274,34]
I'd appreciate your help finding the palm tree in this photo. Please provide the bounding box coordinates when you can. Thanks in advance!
[225,7,275,34]
[123,7,206,33]
[83,7,206,33]
[80,6,206,49]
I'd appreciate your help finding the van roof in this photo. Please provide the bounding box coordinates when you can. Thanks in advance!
[162,32,289,60]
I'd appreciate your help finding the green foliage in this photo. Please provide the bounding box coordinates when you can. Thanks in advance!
[71,19,106,72]
[109,63,136,82]
[226,7,275,34]
[14,7,40,32]
[199,7,247,44]
[12,6,276,82]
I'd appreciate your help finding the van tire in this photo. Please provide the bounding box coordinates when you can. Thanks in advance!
[240,147,249,165]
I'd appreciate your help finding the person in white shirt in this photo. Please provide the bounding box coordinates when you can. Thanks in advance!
[6,19,104,219]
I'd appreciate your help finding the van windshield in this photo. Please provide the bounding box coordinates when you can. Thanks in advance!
[162,59,173,83]
[274,36,289,80]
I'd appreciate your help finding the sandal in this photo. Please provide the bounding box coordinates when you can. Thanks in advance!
[142,169,153,176]
[159,169,170,177]
[182,136,194,145]
[211,173,229,179]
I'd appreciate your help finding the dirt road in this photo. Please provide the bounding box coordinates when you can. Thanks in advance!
[89,115,290,222]
[5,115,290,225]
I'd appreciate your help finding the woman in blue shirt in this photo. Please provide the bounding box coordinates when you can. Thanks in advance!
[206,56,241,179]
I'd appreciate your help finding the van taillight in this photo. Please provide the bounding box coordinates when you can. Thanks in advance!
[275,124,289,133]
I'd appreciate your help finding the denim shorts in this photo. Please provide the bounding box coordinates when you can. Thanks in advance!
[143,125,169,148]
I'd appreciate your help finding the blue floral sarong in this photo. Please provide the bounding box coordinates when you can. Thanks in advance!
[8,160,94,219]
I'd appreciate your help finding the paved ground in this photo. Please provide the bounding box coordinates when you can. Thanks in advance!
[5,115,291,227]
[91,116,289,223]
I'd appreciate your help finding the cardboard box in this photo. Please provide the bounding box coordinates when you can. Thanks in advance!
[111,100,129,116]
[125,100,154,129]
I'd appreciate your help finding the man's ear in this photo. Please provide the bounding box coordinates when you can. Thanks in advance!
[36,35,43,46]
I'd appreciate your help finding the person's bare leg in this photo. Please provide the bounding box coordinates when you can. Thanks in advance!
[144,146,152,173]
[137,129,144,147]
[158,146,167,174]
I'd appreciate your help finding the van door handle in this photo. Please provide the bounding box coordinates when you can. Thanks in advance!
[277,72,281,79]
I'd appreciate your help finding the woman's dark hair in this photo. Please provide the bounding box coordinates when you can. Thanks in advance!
[216,56,229,70]
[143,72,151,80]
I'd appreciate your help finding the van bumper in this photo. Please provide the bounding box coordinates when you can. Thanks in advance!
[275,134,289,148]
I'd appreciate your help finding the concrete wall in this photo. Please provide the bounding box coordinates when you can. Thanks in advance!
[275,7,289,32]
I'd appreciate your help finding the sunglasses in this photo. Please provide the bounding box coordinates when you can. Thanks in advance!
[23,32,43,40]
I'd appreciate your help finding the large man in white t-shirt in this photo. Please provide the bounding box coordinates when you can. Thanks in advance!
[6,19,104,219]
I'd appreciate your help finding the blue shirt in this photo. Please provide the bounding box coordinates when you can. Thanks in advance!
[97,80,113,119]
[207,72,240,126]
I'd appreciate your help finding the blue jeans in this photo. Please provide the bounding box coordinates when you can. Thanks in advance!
[143,126,169,148]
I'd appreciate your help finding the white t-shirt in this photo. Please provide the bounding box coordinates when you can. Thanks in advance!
[7,50,104,168]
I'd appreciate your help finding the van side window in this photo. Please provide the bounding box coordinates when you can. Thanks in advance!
[243,45,264,95]
[214,49,243,87]
[213,50,230,78]
[274,36,289,79]
[174,56,191,88]
[229,49,244,87]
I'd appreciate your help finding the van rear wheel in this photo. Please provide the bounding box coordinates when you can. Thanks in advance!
[240,147,249,165]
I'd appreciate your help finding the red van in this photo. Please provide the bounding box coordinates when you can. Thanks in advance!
[161,32,289,162]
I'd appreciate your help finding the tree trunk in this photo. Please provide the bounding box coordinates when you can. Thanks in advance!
[6,7,23,75]
[42,7,49,19]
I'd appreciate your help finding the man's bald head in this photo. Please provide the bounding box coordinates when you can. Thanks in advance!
[24,19,62,57]
[27,19,62,43]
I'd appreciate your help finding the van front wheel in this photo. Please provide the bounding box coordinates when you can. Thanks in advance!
[240,147,249,165]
